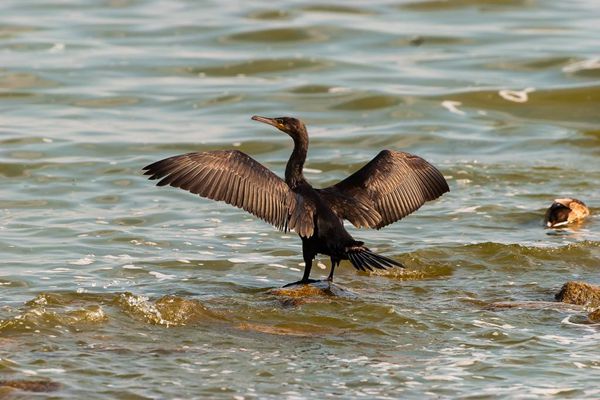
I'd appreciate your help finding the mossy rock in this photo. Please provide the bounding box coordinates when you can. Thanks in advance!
[555,281,600,308]
[271,280,356,298]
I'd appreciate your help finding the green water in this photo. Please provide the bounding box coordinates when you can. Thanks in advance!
[1,0,599,398]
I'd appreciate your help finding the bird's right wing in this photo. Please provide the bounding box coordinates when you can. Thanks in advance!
[143,150,300,233]
[322,150,449,229]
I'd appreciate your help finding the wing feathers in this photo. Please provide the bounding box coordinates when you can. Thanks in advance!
[143,150,297,233]
[144,148,446,235]
[322,150,449,229]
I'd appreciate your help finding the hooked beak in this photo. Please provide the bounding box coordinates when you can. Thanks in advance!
[251,115,280,129]
[546,220,568,228]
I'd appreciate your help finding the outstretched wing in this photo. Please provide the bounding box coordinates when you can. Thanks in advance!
[143,150,298,233]
[321,150,449,229]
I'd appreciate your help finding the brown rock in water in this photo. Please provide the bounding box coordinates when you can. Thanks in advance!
[235,322,327,337]
[271,280,356,298]
[0,379,60,392]
[270,280,358,307]
[114,293,224,327]
[487,301,584,311]
[154,295,223,325]
[555,281,600,308]
[588,308,600,322]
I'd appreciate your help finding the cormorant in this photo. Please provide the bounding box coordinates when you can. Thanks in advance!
[545,198,590,228]
[143,116,449,286]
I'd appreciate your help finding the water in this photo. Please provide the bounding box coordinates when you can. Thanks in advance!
[1,0,599,398]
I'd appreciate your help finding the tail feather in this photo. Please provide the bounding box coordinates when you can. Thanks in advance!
[361,252,391,270]
[357,253,375,271]
[346,246,403,272]
[355,252,381,271]
[348,252,368,271]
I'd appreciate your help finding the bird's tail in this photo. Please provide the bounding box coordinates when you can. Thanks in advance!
[345,243,403,272]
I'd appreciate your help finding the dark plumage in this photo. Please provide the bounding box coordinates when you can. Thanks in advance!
[544,198,590,228]
[143,116,450,286]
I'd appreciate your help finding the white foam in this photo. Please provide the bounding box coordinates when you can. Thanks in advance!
[473,319,515,329]
[50,267,73,272]
[562,57,600,73]
[531,387,575,395]
[122,264,142,269]
[328,86,350,93]
[423,374,463,381]
[499,87,535,103]
[48,43,65,53]
[539,334,573,345]
[441,100,466,115]
[37,368,66,374]
[268,263,288,269]
[149,271,176,280]
[453,206,479,213]
[69,255,95,266]
[303,168,322,174]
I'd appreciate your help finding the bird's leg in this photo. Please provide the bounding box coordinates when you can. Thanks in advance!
[301,255,313,282]
[283,251,318,287]
[327,257,337,282]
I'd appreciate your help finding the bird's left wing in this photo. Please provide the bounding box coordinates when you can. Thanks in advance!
[143,150,296,232]
[321,150,449,229]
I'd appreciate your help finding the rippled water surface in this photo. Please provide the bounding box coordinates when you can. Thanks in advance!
[1,0,599,398]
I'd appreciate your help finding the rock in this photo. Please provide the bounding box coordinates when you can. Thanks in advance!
[235,322,328,337]
[269,280,357,306]
[271,280,356,298]
[154,295,223,325]
[487,301,584,311]
[555,281,600,308]
[114,292,223,327]
[588,308,600,322]
[0,380,60,392]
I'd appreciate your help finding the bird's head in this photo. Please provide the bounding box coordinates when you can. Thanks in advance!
[545,202,571,228]
[251,115,307,140]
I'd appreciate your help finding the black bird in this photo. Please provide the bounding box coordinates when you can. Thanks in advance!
[143,116,449,286]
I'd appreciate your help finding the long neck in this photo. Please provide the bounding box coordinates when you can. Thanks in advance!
[285,135,308,188]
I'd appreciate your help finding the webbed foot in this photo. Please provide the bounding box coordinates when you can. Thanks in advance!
[282,279,320,288]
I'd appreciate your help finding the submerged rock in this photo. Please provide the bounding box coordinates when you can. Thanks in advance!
[0,379,60,392]
[588,308,600,322]
[155,295,223,325]
[65,305,108,324]
[235,322,327,337]
[114,292,223,327]
[487,281,600,315]
[555,281,600,308]
[487,301,584,311]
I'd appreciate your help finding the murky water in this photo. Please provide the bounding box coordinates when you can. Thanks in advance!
[1,0,599,398]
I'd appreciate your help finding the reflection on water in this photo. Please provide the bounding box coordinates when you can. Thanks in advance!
[1,0,599,398]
